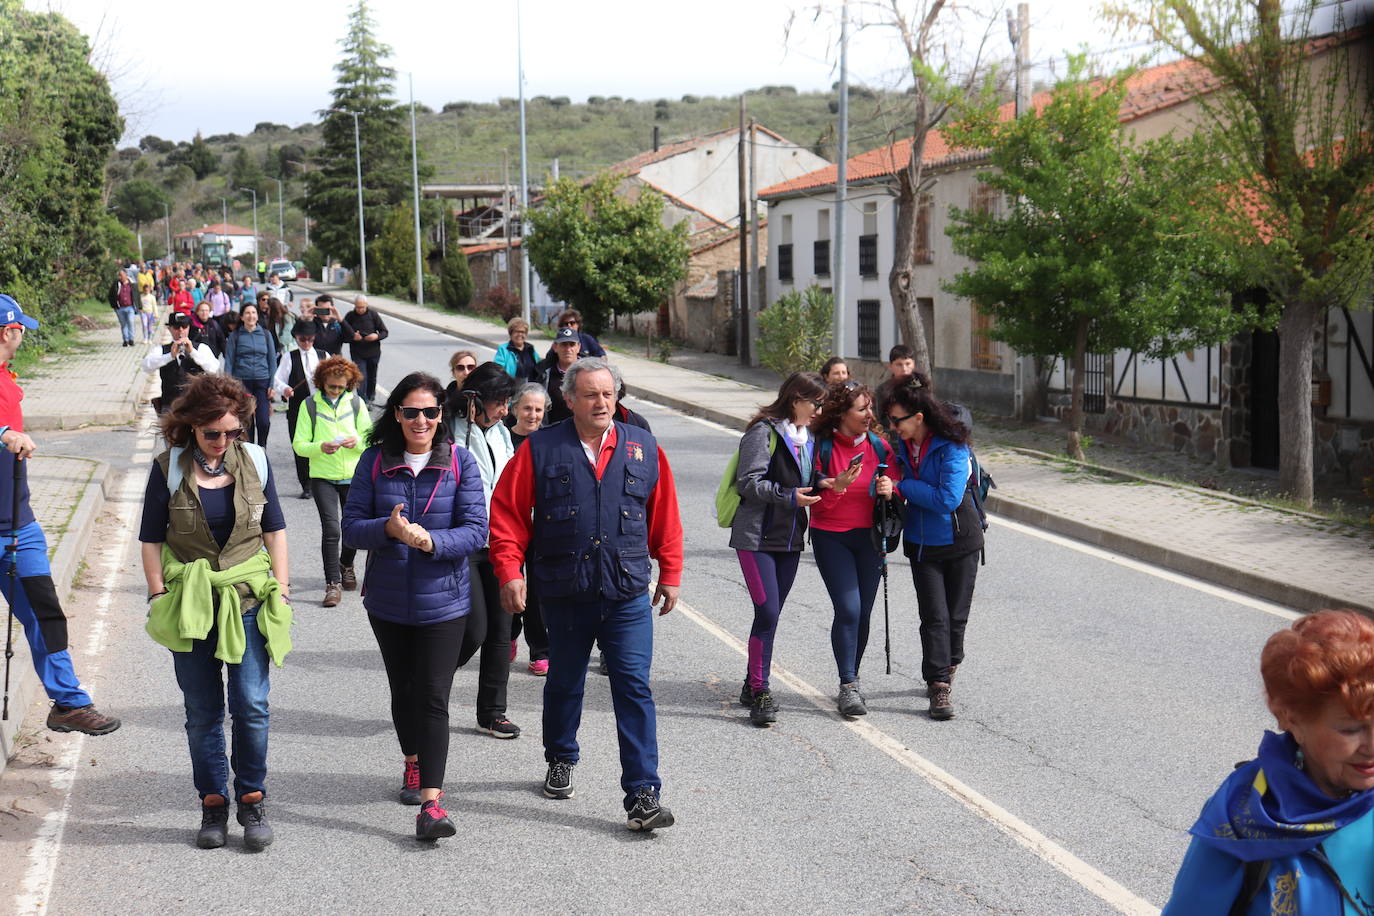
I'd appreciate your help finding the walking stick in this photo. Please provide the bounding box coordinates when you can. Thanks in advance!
[3,455,23,721]
[871,453,902,676]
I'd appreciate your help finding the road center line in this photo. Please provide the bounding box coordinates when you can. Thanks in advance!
[673,598,1161,916]
[13,420,154,916]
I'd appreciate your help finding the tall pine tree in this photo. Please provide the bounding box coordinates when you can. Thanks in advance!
[302,0,419,285]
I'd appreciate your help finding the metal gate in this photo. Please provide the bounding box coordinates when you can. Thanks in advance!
[1083,352,1107,414]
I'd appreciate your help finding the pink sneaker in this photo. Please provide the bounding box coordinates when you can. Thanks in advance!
[528,659,549,676]
[509,640,518,663]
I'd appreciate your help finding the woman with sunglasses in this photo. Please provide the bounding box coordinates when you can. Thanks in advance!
[342,371,487,841]
[883,372,982,721]
[809,380,899,718]
[443,350,478,419]
[223,302,278,445]
[138,373,291,851]
[292,356,371,608]
[730,372,827,727]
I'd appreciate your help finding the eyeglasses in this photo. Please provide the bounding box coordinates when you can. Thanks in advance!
[888,412,916,425]
[200,427,244,441]
[804,399,823,411]
[398,406,441,420]
[324,383,347,392]
[454,363,476,372]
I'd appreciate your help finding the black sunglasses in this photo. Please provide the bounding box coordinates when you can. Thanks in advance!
[398,406,441,420]
[454,363,476,371]
[200,428,244,441]
[888,412,916,425]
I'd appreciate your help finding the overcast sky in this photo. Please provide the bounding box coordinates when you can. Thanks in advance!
[30,0,1371,145]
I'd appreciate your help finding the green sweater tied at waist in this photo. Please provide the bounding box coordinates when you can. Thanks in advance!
[146,547,294,666]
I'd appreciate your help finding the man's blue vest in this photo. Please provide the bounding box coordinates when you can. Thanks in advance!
[526,419,659,601]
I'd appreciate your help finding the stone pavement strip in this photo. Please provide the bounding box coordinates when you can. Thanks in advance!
[307,281,1374,617]
[20,328,149,430]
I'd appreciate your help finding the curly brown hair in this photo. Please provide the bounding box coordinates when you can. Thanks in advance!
[1263,609,1374,724]
[313,356,363,391]
[813,380,880,440]
[161,374,255,447]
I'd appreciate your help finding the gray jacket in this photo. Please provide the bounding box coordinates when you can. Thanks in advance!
[728,417,812,552]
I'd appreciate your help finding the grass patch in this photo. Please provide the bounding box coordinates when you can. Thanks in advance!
[11,298,111,377]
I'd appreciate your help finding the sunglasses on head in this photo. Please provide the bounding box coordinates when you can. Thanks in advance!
[842,380,862,391]
[200,427,244,441]
[905,376,925,390]
[398,406,441,420]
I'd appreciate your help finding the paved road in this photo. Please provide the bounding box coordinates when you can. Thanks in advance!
[0,315,1292,914]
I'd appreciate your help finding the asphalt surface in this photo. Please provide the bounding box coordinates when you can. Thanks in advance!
[0,313,1291,915]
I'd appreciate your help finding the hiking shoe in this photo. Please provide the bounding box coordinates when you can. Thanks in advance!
[626,787,675,831]
[837,683,867,718]
[528,659,549,676]
[322,582,342,607]
[477,715,521,739]
[749,689,777,727]
[416,794,456,841]
[739,681,753,708]
[196,800,229,849]
[341,566,357,590]
[928,682,954,720]
[47,703,121,736]
[509,640,518,663]
[543,760,575,799]
[236,796,273,851]
[399,759,421,806]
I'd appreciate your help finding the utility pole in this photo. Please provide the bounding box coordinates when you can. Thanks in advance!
[409,73,425,306]
[503,149,513,293]
[737,95,747,361]
[834,0,849,360]
[748,118,759,366]
[516,0,531,323]
[1009,2,1034,419]
[329,108,368,293]
[239,187,259,267]
[162,202,172,261]
[271,178,285,256]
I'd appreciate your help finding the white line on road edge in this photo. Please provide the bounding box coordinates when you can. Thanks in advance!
[14,419,155,916]
[674,599,1162,916]
[990,517,1302,621]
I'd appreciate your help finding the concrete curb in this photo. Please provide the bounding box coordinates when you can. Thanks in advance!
[25,362,150,432]
[0,458,113,773]
[986,491,1374,617]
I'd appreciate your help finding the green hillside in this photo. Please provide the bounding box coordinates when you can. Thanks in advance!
[107,86,915,261]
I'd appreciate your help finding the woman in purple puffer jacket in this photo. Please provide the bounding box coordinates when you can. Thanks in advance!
[342,371,487,843]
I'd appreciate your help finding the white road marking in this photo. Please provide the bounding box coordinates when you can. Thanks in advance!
[13,416,155,916]
[990,516,1302,620]
[675,598,1161,916]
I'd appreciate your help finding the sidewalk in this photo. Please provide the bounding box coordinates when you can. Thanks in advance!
[307,281,1374,616]
[0,327,147,769]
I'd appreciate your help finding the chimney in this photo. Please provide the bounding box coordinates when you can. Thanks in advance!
[652,126,660,152]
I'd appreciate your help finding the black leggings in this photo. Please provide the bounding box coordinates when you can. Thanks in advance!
[368,613,467,790]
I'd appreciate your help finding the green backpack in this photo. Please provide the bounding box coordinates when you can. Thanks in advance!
[715,429,777,528]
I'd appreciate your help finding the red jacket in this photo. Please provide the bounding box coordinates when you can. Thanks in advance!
[490,423,683,589]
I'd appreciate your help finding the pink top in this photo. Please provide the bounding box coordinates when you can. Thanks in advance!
[809,432,898,533]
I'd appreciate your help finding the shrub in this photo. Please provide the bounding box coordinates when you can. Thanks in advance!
[756,285,834,378]
[480,285,521,321]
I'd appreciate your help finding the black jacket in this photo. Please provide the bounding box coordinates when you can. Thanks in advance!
[341,309,388,359]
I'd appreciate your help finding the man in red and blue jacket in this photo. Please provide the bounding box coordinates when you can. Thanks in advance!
[0,294,119,736]
[491,357,683,831]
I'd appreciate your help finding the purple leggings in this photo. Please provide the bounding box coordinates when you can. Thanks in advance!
[737,550,801,693]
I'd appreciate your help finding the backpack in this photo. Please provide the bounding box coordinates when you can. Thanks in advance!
[303,392,365,440]
[166,442,268,494]
[715,428,777,528]
[945,401,996,531]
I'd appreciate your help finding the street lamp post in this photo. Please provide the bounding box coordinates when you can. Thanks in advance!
[408,73,424,306]
[328,108,367,293]
[272,177,286,257]
[162,202,172,261]
[239,187,259,268]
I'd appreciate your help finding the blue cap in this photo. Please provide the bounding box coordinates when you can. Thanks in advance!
[0,294,39,330]
[554,326,579,343]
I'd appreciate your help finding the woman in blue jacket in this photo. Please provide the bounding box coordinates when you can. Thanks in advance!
[342,371,487,842]
[223,302,278,445]
[884,373,983,722]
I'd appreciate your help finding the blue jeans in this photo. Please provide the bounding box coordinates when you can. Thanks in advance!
[1,521,90,707]
[240,378,272,445]
[114,305,137,343]
[811,528,883,685]
[541,592,660,809]
[171,605,270,801]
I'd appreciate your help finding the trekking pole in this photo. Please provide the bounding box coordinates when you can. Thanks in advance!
[2,456,23,721]
[881,542,891,675]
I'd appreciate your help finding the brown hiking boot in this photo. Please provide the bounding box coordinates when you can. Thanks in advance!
[928,683,954,721]
[47,703,121,736]
[340,566,357,590]
[323,582,342,607]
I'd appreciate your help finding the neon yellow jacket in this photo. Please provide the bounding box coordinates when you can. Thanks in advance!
[292,390,371,482]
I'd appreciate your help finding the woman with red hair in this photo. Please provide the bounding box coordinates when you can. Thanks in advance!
[1164,609,1374,913]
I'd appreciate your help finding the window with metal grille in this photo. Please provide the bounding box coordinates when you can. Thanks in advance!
[914,194,933,265]
[970,303,1002,371]
[777,243,793,282]
[858,235,878,277]
[813,239,830,276]
[858,299,880,360]
[971,182,1000,217]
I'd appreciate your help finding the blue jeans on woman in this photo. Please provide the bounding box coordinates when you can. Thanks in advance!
[171,604,270,801]
[811,527,883,686]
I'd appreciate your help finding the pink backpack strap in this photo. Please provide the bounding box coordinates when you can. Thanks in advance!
[421,444,460,516]
[370,450,381,482]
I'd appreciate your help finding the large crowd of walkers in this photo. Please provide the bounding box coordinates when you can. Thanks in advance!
[75,268,1374,903]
